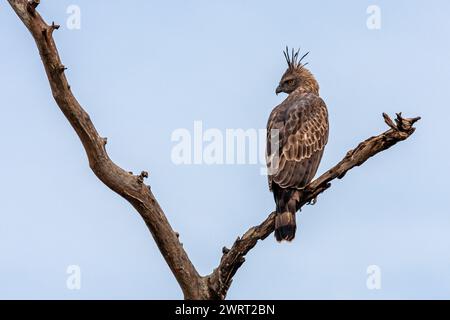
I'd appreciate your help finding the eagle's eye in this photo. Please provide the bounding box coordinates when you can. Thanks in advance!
[287,79,295,86]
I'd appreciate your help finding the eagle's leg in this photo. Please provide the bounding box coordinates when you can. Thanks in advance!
[292,187,317,205]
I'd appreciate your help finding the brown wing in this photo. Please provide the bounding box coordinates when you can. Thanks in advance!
[267,93,328,190]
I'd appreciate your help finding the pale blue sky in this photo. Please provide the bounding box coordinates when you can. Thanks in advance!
[1,0,449,299]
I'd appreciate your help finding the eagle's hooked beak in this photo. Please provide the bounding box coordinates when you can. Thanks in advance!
[275,85,283,95]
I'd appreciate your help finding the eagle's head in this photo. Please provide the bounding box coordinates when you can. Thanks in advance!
[276,47,319,95]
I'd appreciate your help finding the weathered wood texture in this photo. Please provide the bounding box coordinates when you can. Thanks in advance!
[8,0,420,300]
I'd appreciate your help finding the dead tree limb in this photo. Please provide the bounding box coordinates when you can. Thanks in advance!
[8,0,420,300]
[7,0,207,299]
[206,112,420,299]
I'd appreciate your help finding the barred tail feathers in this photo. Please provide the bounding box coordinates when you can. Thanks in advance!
[274,211,296,242]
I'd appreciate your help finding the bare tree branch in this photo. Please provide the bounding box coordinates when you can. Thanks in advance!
[8,0,420,300]
[7,0,208,299]
[207,112,420,299]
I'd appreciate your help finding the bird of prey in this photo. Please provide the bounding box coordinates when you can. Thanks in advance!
[266,47,329,242]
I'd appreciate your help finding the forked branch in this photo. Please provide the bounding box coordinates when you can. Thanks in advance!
[8,0,420,300]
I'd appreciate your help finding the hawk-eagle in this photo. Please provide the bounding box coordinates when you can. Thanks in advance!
[267,47,329,242]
